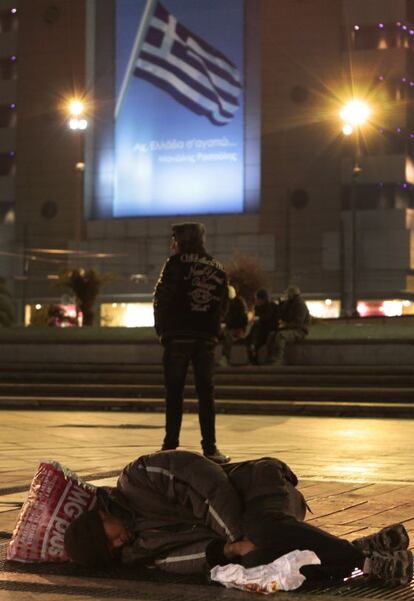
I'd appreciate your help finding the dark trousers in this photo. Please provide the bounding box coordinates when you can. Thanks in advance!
[162,339,217,454]
[241,496,364,582]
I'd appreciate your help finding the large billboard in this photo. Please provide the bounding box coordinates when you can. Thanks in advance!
[114,0,245,217]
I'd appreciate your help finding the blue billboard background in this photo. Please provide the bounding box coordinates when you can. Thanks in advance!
[114,0,245,217]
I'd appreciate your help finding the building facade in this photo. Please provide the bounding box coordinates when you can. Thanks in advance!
[1,0,414,325]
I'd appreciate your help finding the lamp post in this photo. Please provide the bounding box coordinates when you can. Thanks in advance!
[339,99,370,317]
[67,99,88,247]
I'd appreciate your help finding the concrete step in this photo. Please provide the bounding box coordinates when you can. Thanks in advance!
[1,372,413,387]
[0,382,413,402]
[0,363,413,375]
[0,394,413,418]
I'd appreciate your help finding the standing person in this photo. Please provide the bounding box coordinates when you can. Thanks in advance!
[219,285,249,367]
[269,286,310,365]
[153,223,230,464]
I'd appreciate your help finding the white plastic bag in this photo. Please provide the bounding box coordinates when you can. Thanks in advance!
[210,549,321,594]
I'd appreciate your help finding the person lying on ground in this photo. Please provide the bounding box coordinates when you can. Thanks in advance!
[64,450,412,586]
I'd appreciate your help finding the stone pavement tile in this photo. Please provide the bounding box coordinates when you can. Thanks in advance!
[2,410,414,600]
[0,569,283,601]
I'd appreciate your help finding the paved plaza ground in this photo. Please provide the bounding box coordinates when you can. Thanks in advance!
[1,410,414,600]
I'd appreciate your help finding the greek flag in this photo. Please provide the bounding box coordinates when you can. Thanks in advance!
[134,1,242,126]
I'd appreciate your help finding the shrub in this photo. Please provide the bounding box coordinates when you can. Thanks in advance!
[225,253,267,309]
[57,268,112,327]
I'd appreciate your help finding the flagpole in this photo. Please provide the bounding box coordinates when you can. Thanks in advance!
[114,0,158,119]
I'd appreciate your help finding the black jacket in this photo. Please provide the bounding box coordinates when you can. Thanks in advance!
[280,295,310,334]
[98,451,306,575]
[254,301,281,332]
[153,252,228,342]
[225,296,248,330]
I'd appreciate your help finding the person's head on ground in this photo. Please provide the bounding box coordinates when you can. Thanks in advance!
[170,222,206,254]
[285,285,301,300]
[64,508,133,567]
[255,288,270,305]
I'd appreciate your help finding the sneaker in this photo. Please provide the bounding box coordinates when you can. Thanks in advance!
[203,449,231,464]
[366,550,413,586]
[353,523,409,556]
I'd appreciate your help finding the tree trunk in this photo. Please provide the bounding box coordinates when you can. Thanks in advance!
[80,304,94,327]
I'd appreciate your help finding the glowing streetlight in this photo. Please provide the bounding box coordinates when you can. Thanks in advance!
[65,97,89,246]
[67,99,88,130]
[342,123,353,136]
[68,99,85,117]
[339,99,371,317]
[339,99,371,128]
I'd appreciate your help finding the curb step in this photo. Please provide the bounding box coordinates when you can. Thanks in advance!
[1,395,414,418]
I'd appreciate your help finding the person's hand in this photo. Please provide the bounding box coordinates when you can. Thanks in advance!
[223,537,257,558]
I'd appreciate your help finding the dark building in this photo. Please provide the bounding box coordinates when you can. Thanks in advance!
[1,0,414,325]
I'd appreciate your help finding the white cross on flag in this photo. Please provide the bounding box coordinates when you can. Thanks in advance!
[133,1,242,126]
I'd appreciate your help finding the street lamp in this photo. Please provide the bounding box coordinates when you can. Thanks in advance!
[339,99,371,317]
[67,99,88,130]
[66,98,88,246]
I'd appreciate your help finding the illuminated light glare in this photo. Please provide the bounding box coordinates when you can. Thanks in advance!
[402,300,411,307]
[68,118,79,130]
[10,103,16,109]
[340,100,371,127]
[35,304,42,310]
[11,8,17,13]
[68,100,84,117]
[124,303,154,327]
[306,300,340,319]
[357,302,368,317]
[382,300,403,317]
[78,118,88,130]
[342,123,353,136]
[378,75,384,80]
[332,465,373,476]
[10,55,16,61]
[378,23,384,29]
[101,302,155,328]
[353,25,360,31]
[337,428,368,439]
[402,25,408,30]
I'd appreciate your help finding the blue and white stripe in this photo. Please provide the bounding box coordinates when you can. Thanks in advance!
[134,1,242,126]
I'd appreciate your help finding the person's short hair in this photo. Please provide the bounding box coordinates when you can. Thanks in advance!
[64,508,112,567]
[285,285,301,298]
[256,288,270,302]
[171,222,206,253]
